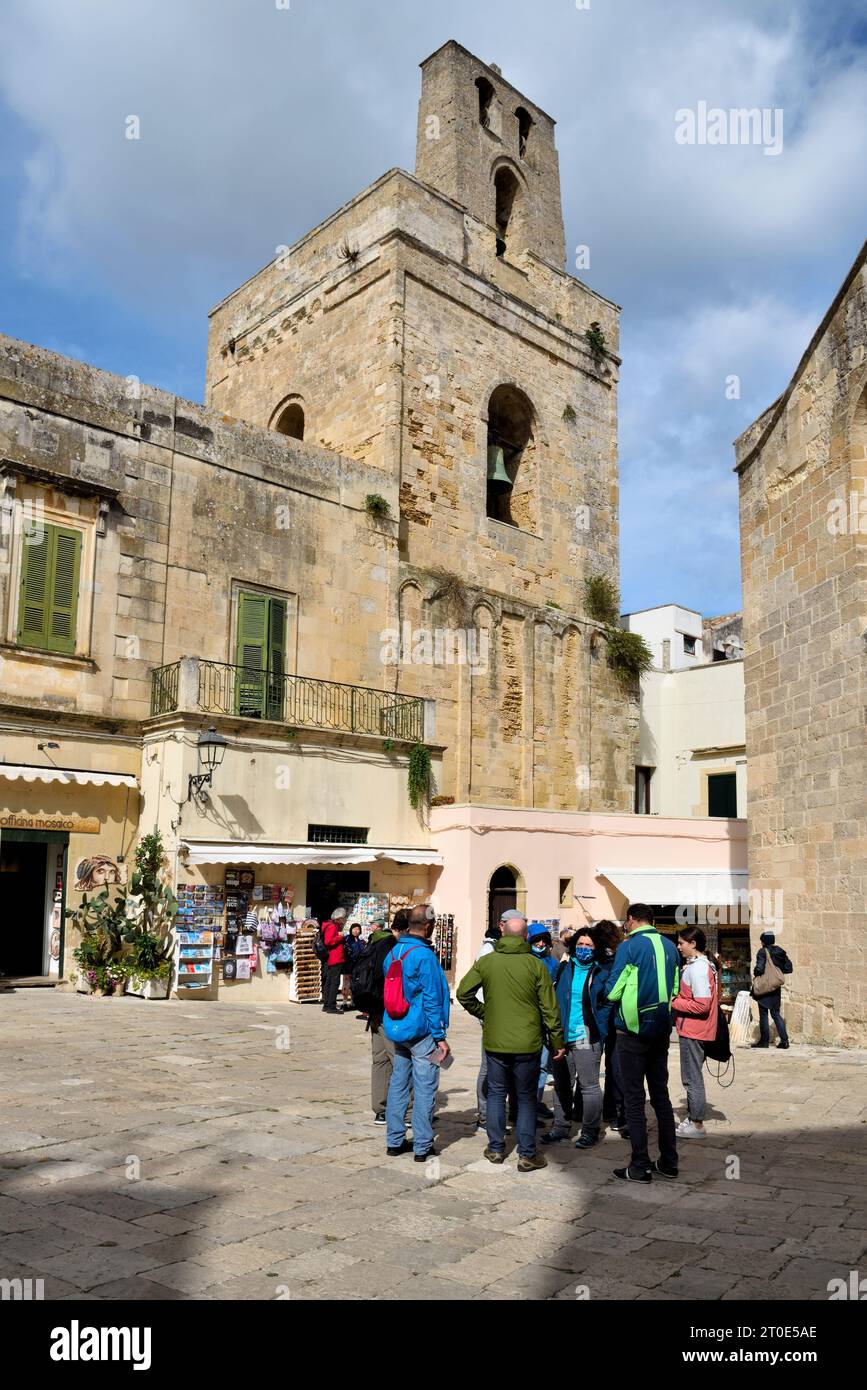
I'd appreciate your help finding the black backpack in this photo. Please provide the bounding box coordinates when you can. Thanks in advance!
[703,1005,731,1063]
[351,936,391,1014]
[702,1005,735,1087]
[313,927,330,963]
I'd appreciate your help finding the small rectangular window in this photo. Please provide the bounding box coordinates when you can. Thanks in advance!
[634,766,654,815]
[307,825,369,845]
[17,522,82,655]
[708,773,737,818]
[558,877,573,908]
[683,634,696,655]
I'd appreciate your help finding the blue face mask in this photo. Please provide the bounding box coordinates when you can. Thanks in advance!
[575,946,594,964]
[531,943,547,955]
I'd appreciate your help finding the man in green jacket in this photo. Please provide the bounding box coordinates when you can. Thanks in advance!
[457,915,565,1171]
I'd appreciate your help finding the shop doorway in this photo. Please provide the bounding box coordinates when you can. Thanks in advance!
[306,869,371,927]
[0,838,48,977]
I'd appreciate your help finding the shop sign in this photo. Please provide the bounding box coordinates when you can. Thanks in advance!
[0,811,100,834]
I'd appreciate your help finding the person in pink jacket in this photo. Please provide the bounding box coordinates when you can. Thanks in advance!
[673,927,719,1139]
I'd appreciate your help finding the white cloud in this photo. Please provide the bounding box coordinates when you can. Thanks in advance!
[0,0,863,613]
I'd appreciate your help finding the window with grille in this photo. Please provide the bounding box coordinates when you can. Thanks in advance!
[307,825,369,845]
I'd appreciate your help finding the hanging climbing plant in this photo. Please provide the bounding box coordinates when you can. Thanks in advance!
[603,626,653,690]
[584,575,652,690]
[584,574,620,626]
[585,320,607,368]
[408,742,432,810]
[365,493,390,518]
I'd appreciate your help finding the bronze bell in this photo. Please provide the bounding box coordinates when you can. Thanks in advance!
[486,443,512,491]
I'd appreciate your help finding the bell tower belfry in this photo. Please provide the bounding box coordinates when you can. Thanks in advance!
[415,40,566,269]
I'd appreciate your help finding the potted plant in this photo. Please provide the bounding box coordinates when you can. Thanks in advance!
[67,889,128,995]
[124,930,172,999]
[120,832,177,998]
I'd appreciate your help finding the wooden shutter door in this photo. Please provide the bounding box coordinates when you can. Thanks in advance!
[235,592,268,717]
[17,527,51,648]
[266,598,287,721]
[17,523,81,654]
[46,527,82,654]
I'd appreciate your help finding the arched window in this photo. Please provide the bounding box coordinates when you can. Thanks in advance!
[494,167,520,257]
[476,76,495,129]
[515,106,533,158]
[273,401,305,440]
[486,383,535,527]
[487,864,526,934]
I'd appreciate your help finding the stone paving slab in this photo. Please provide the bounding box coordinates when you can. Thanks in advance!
[1,989,865,1301]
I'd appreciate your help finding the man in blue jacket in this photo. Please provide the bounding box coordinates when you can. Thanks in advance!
[383,904,450,1161]
[605,903,680,1182]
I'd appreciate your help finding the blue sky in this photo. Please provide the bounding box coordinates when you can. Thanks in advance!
[1,0,865,616]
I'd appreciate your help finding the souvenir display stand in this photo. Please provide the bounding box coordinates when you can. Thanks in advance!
[174,930,216,998]
[173,883,223,998]
[336,891,389,937]
[434,913,456,980]
[290,924,321,1003]
[717,929,752,1006]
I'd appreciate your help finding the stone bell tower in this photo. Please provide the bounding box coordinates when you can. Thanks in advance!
[415,40,567,269]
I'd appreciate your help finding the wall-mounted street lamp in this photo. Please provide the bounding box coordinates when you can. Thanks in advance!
[187,726,227,802]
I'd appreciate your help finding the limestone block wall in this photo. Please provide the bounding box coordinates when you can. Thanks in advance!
[736,245,867,1045]
[0,334,400,722]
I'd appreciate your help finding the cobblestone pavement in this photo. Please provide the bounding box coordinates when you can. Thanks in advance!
[1,989,865,1301]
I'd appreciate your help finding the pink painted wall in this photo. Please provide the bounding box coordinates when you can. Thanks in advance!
[428,804,747,981]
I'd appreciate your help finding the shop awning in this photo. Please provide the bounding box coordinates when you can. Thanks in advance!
[0,764,137,789]
[180,842,443,867]
[597,867,749,905]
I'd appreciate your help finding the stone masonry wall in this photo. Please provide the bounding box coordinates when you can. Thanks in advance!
[735,247,867,1045]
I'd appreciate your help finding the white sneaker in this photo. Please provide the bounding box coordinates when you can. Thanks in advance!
[676,1119,706,1139]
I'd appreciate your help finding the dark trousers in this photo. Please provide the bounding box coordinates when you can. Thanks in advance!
[485,1051,541,1158]
[602,1033,625,1122]
[617,1030,678,1175]
[758,991,789,1045]
[322,962,343,1010]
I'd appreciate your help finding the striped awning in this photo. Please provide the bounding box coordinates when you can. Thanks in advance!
[180,842,443,868]
[0,764,137,789]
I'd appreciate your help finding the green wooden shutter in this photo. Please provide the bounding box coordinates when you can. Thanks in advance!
[17,523,81,655]
[46,527,81,653]
[266,598,287,720]
[235,591,268,717]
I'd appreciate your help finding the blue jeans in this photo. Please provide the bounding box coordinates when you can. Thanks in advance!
[537,1044,551,1105]
[386,1033,440,1156]
[485,1051,541,1158]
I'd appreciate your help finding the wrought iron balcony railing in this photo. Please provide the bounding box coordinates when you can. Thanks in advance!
[149,659,425,743]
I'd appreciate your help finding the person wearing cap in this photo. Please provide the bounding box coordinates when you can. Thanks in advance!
[457,912,565,1172]
[751,931,793,1049]
[383,905,450,1161]
[527,923,558,1120]
[321,906,348,1014]
[473,916,518,1132]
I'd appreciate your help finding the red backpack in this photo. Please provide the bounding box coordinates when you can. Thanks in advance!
[383,945,423,1020]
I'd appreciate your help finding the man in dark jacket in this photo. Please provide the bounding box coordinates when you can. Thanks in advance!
[321,907,347,1014]
[751,931,793,1049]
[606,903,680,1182]
[356,917,401,1123]
[457,915,565,1172]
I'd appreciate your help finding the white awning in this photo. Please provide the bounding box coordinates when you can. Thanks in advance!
[0,764,137,789]
[597,867,749,906]
[181,842,443,868]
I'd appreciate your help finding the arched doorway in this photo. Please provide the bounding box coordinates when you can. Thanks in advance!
[487,863,526,934]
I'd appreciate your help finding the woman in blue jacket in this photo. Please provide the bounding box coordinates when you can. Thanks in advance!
[544,925,618,1149]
